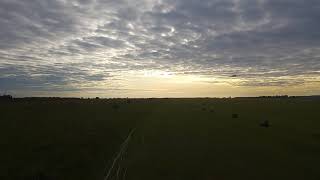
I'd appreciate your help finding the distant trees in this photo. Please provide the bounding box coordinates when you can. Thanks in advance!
[0,95,13,102]
[258,95,289,98]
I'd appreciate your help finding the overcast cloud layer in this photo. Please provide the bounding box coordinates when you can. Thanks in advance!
[0,0,320,96]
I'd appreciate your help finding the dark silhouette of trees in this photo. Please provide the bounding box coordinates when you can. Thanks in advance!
[0,95,13,102]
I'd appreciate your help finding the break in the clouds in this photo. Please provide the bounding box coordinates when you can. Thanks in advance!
[0,0,320,97]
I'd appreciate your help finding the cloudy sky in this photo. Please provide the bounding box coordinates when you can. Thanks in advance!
[0,0,320,97]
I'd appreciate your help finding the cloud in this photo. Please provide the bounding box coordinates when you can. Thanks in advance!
[0,0,320,96]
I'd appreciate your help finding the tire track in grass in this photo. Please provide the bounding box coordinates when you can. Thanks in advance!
[104,128,136,180]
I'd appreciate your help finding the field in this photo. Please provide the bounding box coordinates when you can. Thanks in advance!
[1,97,320,180]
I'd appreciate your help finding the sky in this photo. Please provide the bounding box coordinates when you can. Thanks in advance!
[0,0,320,98]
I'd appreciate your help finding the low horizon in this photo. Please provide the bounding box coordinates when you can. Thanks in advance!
[3,94,320,99]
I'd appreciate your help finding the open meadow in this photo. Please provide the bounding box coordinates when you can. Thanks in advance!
[1,97,320,180]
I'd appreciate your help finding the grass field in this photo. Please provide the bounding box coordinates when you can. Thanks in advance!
[1,97,320,180]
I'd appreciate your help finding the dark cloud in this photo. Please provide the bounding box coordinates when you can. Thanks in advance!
[0,0,320,95]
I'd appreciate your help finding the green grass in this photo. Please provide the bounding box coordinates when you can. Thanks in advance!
[1,98,320,180]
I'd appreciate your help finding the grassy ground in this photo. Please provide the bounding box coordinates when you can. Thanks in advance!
[1,97,320,180]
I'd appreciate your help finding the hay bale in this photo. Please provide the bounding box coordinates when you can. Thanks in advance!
[260,120,270,128]
[30,172,51,180]
[112,104,120,110]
